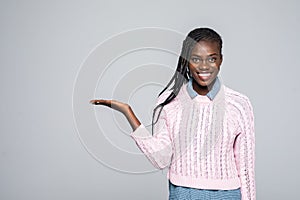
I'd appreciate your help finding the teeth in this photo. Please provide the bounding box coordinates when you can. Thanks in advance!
[198,73,211,77]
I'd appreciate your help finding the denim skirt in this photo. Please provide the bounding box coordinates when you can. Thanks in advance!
[169,181,241,200]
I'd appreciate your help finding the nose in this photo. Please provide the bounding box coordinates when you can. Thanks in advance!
[198,62,210,70]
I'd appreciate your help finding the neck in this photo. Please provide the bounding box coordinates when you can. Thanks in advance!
[192,78,216,96]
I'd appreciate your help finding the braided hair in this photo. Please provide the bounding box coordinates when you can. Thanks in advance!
[151,27,223,134]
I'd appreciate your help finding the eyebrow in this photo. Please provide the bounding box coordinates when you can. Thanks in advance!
[190,53,219,57]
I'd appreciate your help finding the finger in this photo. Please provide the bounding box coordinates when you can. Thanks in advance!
[94,101,102,105]
[90,99,112,107]
[90,100,100,104]
[89,100,95,104]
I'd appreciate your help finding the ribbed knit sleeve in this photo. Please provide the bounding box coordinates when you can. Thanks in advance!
[233,98,256,200]
[130,96,173,169]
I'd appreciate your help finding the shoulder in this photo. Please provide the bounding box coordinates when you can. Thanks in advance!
[155,90,172,105]
[155,84,188,109]
[223,85,254,114]
[156,89,180,108]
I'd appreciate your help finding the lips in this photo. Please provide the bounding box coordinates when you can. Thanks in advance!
[197,72,212,81]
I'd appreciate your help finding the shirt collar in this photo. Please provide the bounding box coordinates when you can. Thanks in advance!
[186,77,221,100]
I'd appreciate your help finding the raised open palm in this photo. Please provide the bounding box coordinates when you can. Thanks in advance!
[90,99,141,130]
[90,99,129,113]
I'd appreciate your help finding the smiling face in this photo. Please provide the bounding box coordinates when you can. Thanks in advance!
[188,40,222,95]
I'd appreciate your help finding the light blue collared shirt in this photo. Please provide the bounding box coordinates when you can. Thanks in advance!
[186,77,221,100]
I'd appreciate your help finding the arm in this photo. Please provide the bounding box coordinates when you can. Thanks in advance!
[90,98,173,169]
[233,99,256,200]
[130,106,173,169]
[90,99,141,131]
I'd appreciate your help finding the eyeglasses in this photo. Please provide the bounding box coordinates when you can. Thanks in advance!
[189,55,220,66]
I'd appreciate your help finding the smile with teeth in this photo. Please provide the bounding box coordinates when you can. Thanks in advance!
[198,72,211,77]
[197,72,212,78]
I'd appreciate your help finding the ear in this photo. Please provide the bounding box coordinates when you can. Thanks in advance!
[219,54,223,64]
[218,54,223,70]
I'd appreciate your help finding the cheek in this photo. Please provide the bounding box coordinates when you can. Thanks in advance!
[213,67,220,74]
[213,63,221,71]
[188,63,197,69]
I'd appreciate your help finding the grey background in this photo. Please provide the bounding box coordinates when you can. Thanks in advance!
[1,0,299,199]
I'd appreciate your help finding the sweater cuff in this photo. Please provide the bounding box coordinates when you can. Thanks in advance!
[130,124,152,139]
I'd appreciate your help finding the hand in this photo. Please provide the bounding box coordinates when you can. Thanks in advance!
[89,99,141,130]
[89,99,129,114]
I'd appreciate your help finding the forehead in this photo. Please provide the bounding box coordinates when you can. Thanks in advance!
[191,40,220,55]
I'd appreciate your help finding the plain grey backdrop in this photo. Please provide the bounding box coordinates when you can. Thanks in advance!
[1,0,299,199]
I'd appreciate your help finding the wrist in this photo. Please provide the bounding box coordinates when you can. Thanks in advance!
[123,104,131,115]
[124,106,141,130]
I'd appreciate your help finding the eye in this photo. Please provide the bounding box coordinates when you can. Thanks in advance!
[208,57,217,63]
[191,57,200,63]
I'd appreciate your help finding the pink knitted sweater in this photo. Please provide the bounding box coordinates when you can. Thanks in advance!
[130,81,255,200]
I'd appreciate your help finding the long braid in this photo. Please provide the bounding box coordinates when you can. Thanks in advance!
[151,27,222,135]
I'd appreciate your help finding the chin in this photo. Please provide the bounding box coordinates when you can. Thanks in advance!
[199,81,212,87]
[195,78,216,88]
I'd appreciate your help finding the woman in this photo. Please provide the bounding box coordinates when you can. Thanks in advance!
[90,27,255,200]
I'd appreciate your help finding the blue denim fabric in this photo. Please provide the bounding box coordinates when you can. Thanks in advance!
[169,181,241,200]
[186,77,221,100]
